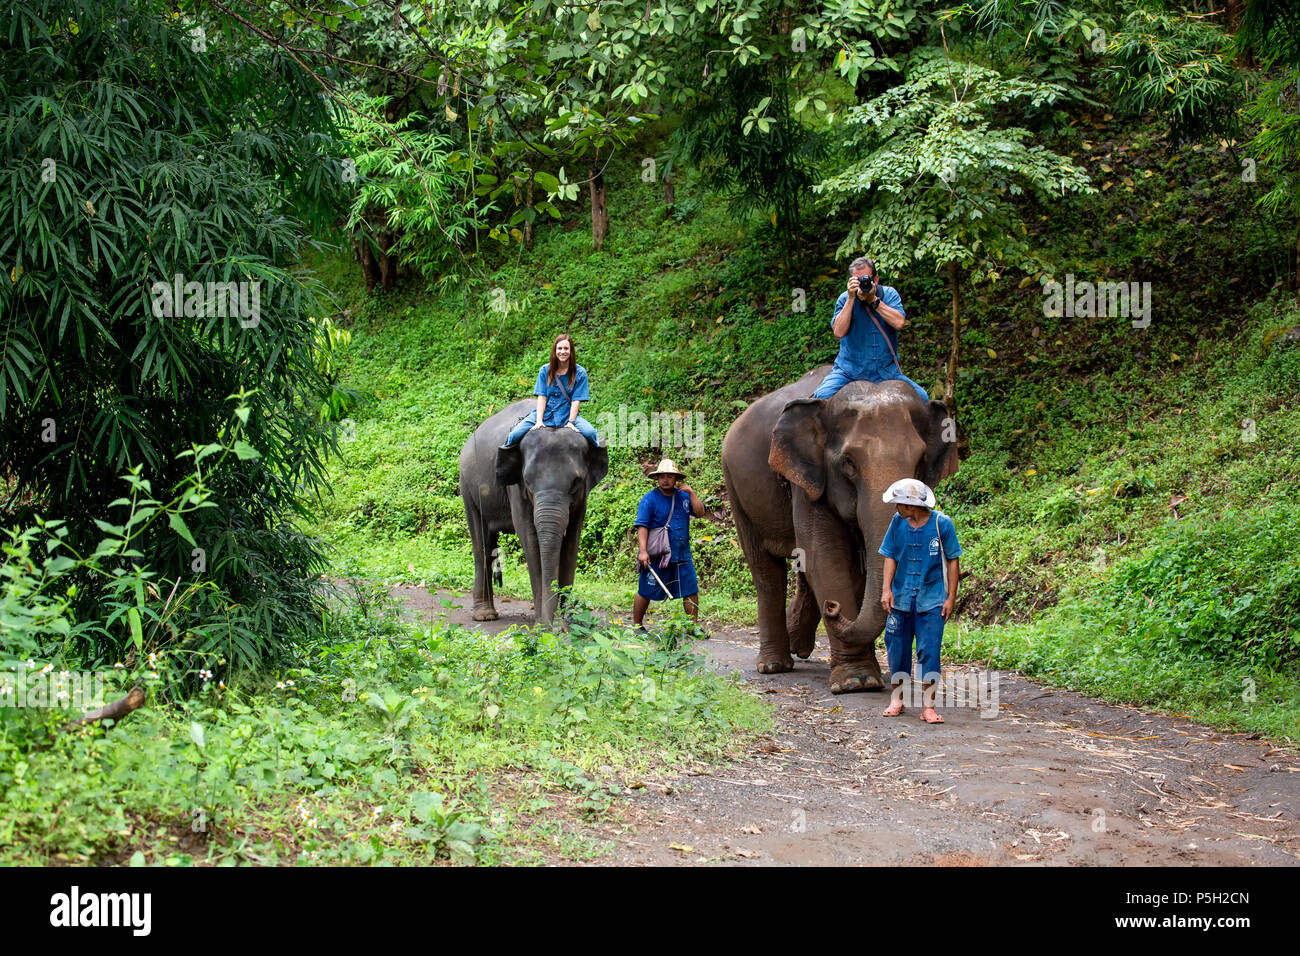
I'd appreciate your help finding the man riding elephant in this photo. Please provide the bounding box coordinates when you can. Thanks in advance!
[814,256,929,404]
[722,370,958,694]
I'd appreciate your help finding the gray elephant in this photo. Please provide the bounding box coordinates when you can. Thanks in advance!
[721,367,959,693]
[459,399,609,626]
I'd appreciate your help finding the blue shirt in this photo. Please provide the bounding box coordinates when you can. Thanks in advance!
[878,511,961,612]
[533,363,590,427]
[830,285,906,379]
[635,488,693,561]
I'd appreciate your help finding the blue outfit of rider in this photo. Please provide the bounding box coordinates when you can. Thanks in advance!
[813,285,929,403]
[504,363,599,446]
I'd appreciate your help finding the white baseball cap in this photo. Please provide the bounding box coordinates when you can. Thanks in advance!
[882,478,936,508]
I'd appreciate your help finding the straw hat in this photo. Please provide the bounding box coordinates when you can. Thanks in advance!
[881,478,936,508]
[648,458,686,479]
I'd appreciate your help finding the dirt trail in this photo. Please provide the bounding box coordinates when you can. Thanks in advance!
[391,586,1300,866]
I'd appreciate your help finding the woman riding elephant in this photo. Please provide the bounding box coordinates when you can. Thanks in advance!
[502,333,600,448]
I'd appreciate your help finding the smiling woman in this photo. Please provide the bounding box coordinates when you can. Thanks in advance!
[502,333,602,448]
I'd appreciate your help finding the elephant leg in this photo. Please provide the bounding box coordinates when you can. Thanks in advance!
[464,494,499,621]
[729,497,792,674]
[794,494,884,694]
[823,553,883,693]
[787,571,819,659]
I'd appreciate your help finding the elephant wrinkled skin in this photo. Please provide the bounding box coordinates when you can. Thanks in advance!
[459,399,608,627]
[721,367,959,693]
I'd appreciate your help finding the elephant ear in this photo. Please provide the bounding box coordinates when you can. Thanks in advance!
[585,443,609,493]
[769,398,828,500]
[495,443,523,487]
[920,399,960,488]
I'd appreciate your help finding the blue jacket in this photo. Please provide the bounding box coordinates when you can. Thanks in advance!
[830,285,906,378]
[878,510,961,612]
[533,363,590,427]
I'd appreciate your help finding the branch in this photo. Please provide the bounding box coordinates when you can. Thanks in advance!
[64,685,147,732]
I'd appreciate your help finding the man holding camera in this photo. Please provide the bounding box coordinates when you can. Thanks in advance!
[813,256,929,403]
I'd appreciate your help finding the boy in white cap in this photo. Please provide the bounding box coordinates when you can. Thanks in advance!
[633,459,705,628]
[877,478,961,724]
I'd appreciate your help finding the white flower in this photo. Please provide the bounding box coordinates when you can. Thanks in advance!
[371,806,383,820]
[113,661,124,669]
[390,821,403,834]
[276,680,286,689]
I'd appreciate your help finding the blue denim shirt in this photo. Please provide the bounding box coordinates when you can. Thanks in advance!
[635,488,693,561]
[878,511,961,612]
[533,363,590,427]
[830,285,906,378]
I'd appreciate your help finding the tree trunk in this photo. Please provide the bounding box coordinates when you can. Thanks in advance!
[589,153,608,252]
[355,234,378,293]
[664,170,674,211]
[378,231,397,292]
[946,259,960,412]
[524,174,535,249]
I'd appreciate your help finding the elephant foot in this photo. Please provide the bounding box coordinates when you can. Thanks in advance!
[757,655,794,674]
[471,607,499,622]
[829,664,885,694]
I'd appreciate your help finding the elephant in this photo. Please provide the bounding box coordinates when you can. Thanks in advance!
[721,366,959,693]
[459,398,608,627]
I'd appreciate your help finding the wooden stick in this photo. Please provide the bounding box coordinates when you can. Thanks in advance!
[64,685,146,731]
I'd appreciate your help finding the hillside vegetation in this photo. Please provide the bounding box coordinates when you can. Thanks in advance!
[303,108,1300,740]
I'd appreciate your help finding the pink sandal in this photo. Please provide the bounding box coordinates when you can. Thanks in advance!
[921,708,944,724]
[882,700,905,717]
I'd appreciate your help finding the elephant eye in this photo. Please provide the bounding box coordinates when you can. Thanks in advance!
[840,457,857,477]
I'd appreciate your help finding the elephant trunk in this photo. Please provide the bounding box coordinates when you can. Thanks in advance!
[533,493,571,626]
[827,495,893,645]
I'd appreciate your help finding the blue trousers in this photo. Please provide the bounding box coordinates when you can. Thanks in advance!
[504,411,599,447]
[813,366,929,403]
[884,603,945,683]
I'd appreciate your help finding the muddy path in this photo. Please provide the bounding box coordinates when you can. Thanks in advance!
[390,585,1300,866]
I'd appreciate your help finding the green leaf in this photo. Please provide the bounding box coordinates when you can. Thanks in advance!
[167,513,196,547]
[189,722,205,750]
[127,607,143,651]
[233,440,261,460]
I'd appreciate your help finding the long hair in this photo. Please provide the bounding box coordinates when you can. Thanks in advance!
[547,333,575,386]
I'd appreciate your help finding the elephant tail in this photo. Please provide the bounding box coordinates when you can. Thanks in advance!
[493,564,503,588]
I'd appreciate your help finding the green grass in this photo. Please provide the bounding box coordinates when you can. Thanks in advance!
[0,585,769,865]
